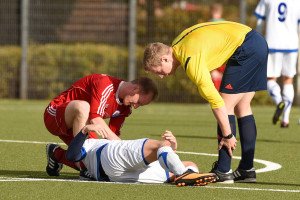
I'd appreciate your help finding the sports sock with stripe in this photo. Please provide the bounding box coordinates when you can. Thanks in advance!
[157,146,186,176]
[282,84,294,123]
[267,80,282,105]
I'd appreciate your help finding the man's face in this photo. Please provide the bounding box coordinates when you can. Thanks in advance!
[123,92,153,109]
[149,54,175,78]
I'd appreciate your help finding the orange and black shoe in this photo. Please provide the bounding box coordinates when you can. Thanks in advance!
[174,169,217,187]
[272,102,285,125]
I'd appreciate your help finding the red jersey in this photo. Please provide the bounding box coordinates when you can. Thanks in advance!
[49,74,131,135]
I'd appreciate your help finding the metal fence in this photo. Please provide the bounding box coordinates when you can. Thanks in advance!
[0,0,299,104]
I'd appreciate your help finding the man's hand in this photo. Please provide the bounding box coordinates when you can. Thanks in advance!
[161,130,177,151]
[218,136,237,157]
[84,117,121,140]
[82,124,118,139]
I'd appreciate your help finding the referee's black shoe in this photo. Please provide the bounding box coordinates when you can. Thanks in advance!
[233,168,256,183]
[210,161,234,183]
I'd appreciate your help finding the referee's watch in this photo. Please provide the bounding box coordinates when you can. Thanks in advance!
[223,133,234,139]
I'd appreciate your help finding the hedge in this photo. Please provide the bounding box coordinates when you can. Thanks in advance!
[0,44,272,105]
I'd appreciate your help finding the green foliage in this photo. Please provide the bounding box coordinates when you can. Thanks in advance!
[28,43,129,98]
[154,7,202,44]
[137,2,243,46]
[0,44,273,105]
[0,44,128,99]
[253,90,273,105]
[0,46,20,98]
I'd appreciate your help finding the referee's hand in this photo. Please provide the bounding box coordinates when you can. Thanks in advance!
[218,136,237,157]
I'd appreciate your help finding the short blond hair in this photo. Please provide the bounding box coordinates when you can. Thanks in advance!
[143,42,170,71]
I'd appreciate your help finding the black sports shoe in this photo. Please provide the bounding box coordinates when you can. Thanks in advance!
[174,169,217,187]
[46,144,63,176]
[233,168,256,183]
[79,169,96,181]
[272,102,285,125]
[210,161,234,183]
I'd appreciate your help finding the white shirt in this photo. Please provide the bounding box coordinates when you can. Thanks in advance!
[81,138,169,183]
[254,0,300,52]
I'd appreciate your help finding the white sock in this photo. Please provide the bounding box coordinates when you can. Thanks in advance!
[267,80,282,105]
[282,84,294,123]
[157,146,186,176]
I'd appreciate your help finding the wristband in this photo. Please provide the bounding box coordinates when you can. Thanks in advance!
[223,133,234,139]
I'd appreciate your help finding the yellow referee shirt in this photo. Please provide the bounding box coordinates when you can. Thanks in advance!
[172,21,251,109]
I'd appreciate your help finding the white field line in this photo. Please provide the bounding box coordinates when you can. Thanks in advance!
[0,139,65,145]
[176,151,282,173]
[0,139,282,173]
[0,177,299,193]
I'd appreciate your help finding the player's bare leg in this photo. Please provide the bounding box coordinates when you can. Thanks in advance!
[65,100,90,136]
[64,100,90,171]
[233,92,257,182]
[210,93,243,183]
[46,101,91,176]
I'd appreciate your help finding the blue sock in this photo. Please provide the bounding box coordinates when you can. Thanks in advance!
[238,115,256,170]
[217,115,236,173]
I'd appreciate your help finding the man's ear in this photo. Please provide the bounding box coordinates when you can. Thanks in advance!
[161,55,169,63]
[129,84,139,95]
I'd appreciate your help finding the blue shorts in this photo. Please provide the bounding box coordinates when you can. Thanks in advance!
[220,30,268,94]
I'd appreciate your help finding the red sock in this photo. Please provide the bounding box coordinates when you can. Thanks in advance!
[54,147,80,171]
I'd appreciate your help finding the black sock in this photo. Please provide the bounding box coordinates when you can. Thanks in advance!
[217,115,236,173]
[238,115,257,170]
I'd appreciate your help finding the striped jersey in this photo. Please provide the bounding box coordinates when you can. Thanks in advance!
[172,21,251,108]
[254,0,300,52]
[49,74,131,135]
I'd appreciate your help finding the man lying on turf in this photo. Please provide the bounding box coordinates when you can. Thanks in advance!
[64,124,216,186]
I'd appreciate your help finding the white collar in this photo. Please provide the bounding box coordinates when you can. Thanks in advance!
[116,81,124,105]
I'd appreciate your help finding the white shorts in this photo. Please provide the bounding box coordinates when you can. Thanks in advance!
[267,52,298,78]
[100,139,169,183]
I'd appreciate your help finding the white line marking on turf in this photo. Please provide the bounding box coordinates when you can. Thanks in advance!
[0,139,282,173]
[206,185,300,193]
[0,177,299,193]
[176,151,282,173]
[0,139,65,145]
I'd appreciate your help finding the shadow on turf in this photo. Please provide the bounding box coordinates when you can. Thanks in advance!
[0,170,77,179]
[150,134,300,144]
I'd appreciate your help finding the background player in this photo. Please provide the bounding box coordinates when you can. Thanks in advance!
[64,125,216,186]
[254,0,300,128]
[44,74,158,177]
[143,21,268,183]
[209,2,226,90]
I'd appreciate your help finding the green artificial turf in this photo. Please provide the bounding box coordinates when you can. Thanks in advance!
[0,100,299,199]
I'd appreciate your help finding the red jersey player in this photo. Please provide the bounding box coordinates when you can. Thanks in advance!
[44,74,158,177]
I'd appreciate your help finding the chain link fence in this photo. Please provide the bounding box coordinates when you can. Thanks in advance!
[1,0,297,104]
